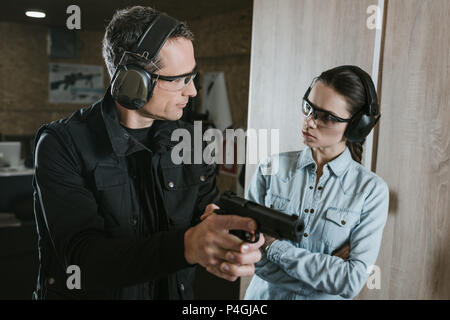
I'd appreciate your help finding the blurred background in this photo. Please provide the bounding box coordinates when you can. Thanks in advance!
[0,0,449,300]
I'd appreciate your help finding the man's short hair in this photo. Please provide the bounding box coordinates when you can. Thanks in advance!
[102,6,194,79]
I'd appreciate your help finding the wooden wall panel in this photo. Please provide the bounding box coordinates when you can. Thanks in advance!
[244,0,377,298]
[357,0,450,299]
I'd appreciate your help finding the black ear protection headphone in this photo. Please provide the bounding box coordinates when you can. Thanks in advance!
[111,13,181,110]
[304,65,381,143]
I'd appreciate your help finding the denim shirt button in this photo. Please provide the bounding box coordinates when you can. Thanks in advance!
[303,233,309,237]
[310,209,315,214]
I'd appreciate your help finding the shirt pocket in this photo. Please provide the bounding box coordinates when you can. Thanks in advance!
[264,193,293,214]
[93,164,127,228]
[321,207,361,248]
[161,164,209,227]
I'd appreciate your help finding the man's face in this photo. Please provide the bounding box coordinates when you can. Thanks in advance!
[138,37,197,121]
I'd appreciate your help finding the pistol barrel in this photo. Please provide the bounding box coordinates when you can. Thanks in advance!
[217,191,304,242]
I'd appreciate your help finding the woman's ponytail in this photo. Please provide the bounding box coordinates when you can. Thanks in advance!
[346,139,365,164]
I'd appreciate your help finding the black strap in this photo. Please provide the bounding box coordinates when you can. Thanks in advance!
[131,13,181,60]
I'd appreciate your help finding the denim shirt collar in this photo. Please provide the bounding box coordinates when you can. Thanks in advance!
[297,146,353,177]
[297,147,316,170]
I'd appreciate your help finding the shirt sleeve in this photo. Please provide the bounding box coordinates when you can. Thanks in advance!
[34,131,191,290]
[246,159,316,295]
[262,181,389,298]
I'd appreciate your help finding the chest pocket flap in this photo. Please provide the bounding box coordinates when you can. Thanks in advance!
[161,164,209,190]
[265,193,291,210]
[94,164,127,190]
[325,207,361,228]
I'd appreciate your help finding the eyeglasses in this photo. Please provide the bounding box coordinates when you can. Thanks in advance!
[151,70,198,92]
[302,98,352,128]
[118,51,198,92]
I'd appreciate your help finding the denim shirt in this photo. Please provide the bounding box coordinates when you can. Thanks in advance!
[244,147,389,300]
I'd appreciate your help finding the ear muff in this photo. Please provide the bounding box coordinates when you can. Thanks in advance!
[109,13,181,110]
[111,65,156,110]
[345,110,380,143]
[342,65,381,143]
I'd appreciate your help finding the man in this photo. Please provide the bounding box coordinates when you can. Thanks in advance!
[33,6,263,300]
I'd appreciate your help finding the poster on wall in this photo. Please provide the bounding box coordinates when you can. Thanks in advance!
[201,72,233,132]
[49,63,104,104]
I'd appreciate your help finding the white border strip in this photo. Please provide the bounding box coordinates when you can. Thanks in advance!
[364,0,386,171]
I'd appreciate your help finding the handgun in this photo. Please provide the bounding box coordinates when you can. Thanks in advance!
[214,191,304,243]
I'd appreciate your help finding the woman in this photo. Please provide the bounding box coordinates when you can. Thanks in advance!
[244,65,389,300]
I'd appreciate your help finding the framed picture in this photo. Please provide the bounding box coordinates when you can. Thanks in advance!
[49,63,104,104]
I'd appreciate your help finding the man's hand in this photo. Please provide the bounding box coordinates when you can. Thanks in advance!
[332,242,350,260]
[184,204,264,281]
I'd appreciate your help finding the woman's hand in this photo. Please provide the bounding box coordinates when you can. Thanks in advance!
[332,242,350,260]
[262,234,277,251]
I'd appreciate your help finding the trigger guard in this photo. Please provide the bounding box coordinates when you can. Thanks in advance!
[245,231,260,243]
[253,231,260,243]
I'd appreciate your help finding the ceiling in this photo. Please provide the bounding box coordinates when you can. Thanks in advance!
[0,0,253,31]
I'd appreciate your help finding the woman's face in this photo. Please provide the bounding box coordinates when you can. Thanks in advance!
[302,81,352,149]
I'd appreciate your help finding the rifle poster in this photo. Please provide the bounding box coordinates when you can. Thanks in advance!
[49,63,104,104]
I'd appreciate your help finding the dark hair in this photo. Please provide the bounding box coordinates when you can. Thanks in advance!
[102,6,194,79]
[317,66,369,163]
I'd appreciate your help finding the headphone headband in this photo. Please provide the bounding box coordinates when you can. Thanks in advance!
[342,65,380,142]
[131,13,181,60]
[344,65,379,116]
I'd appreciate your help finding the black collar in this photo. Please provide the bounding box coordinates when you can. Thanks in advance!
[100,88,180,156]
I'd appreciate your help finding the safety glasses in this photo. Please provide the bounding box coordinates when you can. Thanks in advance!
[302,98,352,128]
[151,70,198,92]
